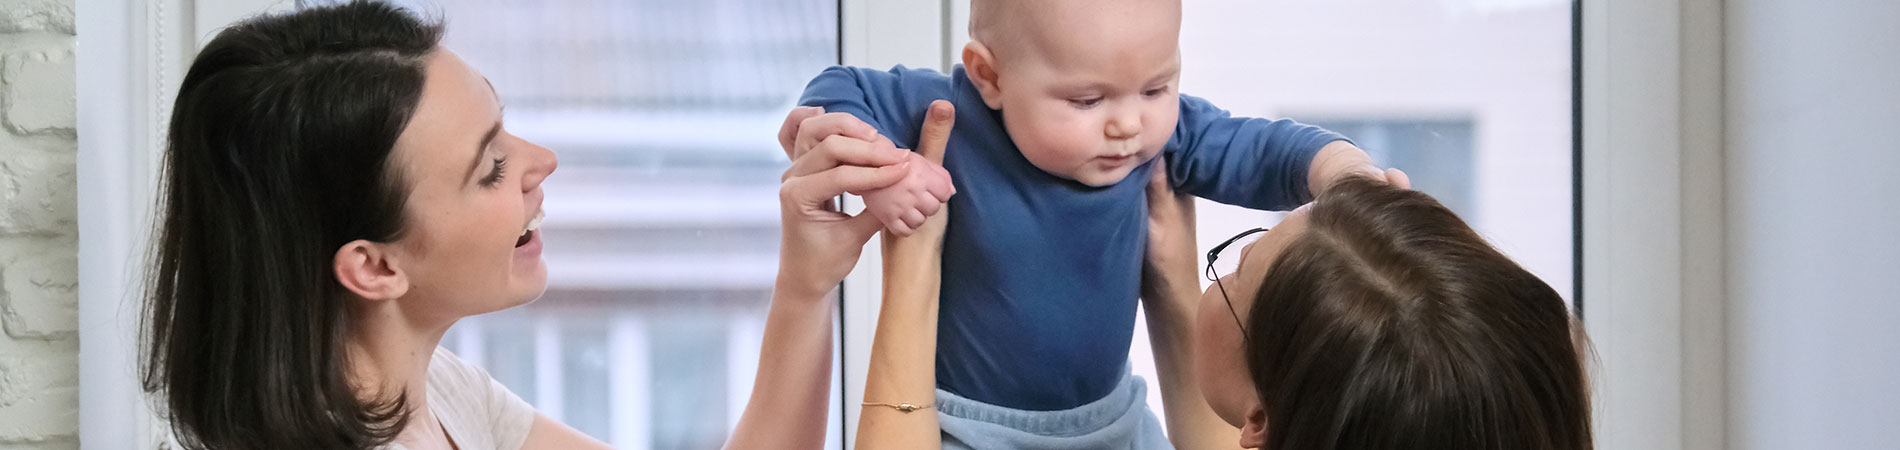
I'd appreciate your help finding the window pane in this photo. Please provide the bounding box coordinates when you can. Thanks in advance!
[1177,0,1575,297]
[430,0,840,447]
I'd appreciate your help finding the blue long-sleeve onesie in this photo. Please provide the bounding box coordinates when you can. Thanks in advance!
[800,65,1346,411]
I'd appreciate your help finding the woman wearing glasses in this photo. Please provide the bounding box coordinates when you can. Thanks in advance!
[842,155,1593,449]
[1133,164,1595,450]
[847,155,1594,449]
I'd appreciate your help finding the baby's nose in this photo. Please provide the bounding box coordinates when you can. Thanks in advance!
[1106,110,1142,139]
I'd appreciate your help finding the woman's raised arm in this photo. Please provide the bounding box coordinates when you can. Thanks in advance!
[1141,158,1247,450]
[728,101,955,450]
[854,100,955,449]
[726,106,915,450]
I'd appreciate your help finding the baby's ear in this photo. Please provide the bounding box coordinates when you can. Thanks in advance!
[961,41,1006,110]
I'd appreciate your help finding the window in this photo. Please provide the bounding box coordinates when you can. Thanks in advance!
[424,0,842,447]
[1174,0,1576,301]
[1303,119,1479,218]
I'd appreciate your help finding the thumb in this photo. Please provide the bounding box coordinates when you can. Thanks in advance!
[916,100,956,165]
[845,211,887,242]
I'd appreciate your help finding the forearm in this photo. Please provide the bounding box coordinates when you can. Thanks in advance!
[727,282,836,450]
[855,234,943,449]
[1143,279,1243,450]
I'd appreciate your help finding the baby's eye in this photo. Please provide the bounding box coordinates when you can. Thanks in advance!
[1143,87,1168,97]
[1068,97,1103,109]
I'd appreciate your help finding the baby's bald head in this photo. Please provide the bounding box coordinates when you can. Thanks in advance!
[969,0,1181,64]
[959,0,1186,188]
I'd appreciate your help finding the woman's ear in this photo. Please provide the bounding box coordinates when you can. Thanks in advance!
[333,240,410,301]
[1238,406,1268,449]
[961,41,1006,110]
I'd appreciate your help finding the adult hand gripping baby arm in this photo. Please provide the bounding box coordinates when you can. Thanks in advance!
[1140,158,1248,450]
[725,104,939,450]
[778,105,955,238]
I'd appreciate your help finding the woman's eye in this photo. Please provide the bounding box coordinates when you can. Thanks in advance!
[1069,97,1102,109]
[479,157,508,188]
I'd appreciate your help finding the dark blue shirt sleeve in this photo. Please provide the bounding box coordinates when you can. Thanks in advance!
[797,65,951,151]
[1163,93,1350,210]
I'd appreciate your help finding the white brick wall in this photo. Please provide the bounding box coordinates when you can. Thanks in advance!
[0,0,79,448]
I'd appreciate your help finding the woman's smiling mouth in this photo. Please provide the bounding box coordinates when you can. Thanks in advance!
[515,210,543,248]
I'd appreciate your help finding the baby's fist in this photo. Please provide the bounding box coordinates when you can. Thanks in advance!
[862,151,954,236]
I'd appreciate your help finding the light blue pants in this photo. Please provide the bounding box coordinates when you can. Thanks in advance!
[937,367,1173,449]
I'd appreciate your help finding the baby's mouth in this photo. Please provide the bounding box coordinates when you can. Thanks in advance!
[515,211,544,248]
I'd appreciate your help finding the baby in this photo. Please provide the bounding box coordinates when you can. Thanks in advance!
[797,0,1389,445]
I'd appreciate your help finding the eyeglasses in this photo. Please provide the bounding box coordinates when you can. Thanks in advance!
[1207,227,1269,338]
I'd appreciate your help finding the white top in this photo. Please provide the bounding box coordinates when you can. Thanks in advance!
[381,347,536,450]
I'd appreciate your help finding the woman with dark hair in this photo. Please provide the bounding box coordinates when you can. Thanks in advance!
[141,2,605,448]
[1140,167,1595,450]
[141,1,949,448]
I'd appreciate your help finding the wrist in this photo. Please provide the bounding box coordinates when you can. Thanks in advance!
[1309,141,1373,197]
[774,268,835,305]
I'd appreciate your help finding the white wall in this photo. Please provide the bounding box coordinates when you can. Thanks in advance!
[1724,0,1900,448]
[0,0,79,447]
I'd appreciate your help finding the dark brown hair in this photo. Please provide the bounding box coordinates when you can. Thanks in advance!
[140,2,442,448]
[1245,176,1592,450]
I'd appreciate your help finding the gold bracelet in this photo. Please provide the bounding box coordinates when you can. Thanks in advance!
[862,401,934,413]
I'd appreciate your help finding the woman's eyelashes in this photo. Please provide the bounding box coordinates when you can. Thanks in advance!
[479,156,508,188]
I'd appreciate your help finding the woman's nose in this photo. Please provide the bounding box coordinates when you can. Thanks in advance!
[517,137,558,191]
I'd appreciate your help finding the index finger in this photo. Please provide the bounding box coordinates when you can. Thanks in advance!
[778,106,823,159]
[795,113,880,160]
[914,100,955,165]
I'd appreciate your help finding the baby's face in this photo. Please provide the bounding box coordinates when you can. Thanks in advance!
[985,4,1182,187]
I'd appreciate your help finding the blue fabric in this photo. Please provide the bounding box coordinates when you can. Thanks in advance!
[800,65,1345,410]
[937,366,1172,450]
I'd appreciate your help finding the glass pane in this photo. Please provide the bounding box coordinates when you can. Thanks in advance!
[1177,0,1575,298]
[429,0,841,447]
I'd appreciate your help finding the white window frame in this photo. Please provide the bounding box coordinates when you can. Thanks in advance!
[834,0,953,447]
[1580,0,1727,449]
[80,0,1725,448]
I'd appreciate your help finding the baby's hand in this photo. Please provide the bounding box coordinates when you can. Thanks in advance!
[1310,142,1412,195]
[861,141,954,237]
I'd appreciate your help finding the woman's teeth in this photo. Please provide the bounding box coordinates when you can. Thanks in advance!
[515,211,544,248]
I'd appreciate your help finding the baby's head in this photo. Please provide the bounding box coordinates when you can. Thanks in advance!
[964,0,1182,187]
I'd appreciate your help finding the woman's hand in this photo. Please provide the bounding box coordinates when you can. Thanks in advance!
[774,107,916,301]
[730,104,954,450]
[1142,157,1201,302]
[1141,158,1248,450]
[882,101,954,251]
